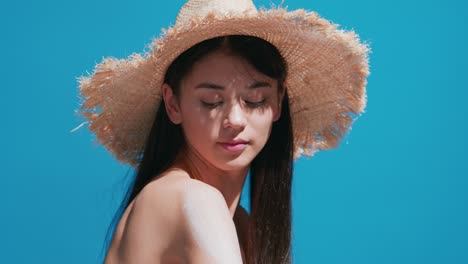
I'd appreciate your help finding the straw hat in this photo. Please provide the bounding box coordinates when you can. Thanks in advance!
[76,0,370,166]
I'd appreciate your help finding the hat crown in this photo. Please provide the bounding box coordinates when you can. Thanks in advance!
[175,0,257,26]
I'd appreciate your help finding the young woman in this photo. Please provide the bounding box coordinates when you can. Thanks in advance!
[103,34,291,264]
[76,0,370,263]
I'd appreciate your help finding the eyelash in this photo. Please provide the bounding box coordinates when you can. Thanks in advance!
[201,101,223,109]
[201,100,266,109]
[245,100,266,108]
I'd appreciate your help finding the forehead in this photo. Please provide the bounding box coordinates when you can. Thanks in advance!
[181,50,275,88]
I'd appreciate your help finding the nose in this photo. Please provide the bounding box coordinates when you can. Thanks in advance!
[223,102,246,131]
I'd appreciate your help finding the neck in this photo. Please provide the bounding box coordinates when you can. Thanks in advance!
[174,145,248,217]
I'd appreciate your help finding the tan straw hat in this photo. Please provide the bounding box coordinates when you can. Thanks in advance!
[76,0,370,166]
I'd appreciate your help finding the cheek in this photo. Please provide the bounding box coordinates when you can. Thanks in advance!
[180,104,219,140]
[248,111,275,143]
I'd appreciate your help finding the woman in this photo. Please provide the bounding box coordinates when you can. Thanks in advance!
[76,0,370,263]
[104,34,291,264]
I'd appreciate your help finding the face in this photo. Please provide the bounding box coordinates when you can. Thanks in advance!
[162,49,284,172]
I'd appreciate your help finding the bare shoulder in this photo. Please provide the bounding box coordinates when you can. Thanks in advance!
[179,177,227,211]
[179,180,243,264]
[106,170,196,263]
[105,169,242,264]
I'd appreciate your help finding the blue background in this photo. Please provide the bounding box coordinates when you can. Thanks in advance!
[1,0,467,263]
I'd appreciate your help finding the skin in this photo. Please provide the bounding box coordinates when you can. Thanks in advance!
[104,49,284,263]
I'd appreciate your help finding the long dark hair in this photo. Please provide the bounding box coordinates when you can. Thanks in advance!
[102,35,294,264]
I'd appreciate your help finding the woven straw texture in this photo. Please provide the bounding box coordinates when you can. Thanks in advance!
[77,0,370,166]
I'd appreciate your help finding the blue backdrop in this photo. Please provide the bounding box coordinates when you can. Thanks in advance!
[1,0,467,263]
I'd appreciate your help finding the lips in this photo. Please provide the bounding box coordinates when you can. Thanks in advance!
[223,139,248,145]
[219,139,249,152]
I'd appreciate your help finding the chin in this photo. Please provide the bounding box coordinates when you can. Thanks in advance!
[213,151,258,172]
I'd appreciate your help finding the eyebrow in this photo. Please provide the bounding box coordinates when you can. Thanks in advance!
[195,81,272,90]
[195,83,224,90]
[248,81,272,89]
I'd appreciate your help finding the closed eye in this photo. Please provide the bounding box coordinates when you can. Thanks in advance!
[201,100,266,109]
[245,99,266,108]
[201,101,223,109]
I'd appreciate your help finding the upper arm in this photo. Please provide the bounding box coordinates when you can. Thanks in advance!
[115,178,243,264]
[181,180,243,264]
[116,182,185,264]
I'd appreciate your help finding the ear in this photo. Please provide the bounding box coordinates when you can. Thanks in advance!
[273,86,286,122]
[161,83,182,124]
